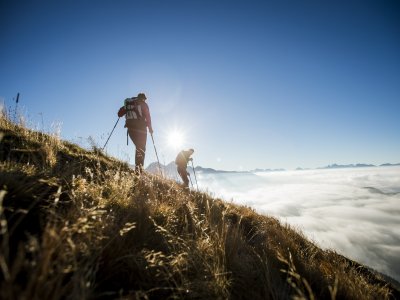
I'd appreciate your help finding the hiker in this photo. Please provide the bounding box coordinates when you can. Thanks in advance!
[118,93,153,174]
[175,148,194,188]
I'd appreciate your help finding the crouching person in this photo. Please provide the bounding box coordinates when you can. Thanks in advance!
[175,148,194,188]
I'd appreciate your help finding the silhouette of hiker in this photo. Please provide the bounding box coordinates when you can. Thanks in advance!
[118,93,153,174]
[175,148,194,188]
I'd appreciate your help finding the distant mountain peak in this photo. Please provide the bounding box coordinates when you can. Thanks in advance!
[321,163,376,169]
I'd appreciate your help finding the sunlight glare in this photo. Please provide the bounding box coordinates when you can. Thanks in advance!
[167,129,185,149]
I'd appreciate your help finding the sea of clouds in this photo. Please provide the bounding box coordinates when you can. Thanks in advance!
[196,166,400,282]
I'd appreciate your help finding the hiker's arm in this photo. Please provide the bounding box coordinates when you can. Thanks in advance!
[117,106,126,117]
[142,103,153,133]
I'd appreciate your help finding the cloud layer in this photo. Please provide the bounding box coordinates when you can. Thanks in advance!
[197,167,400,281]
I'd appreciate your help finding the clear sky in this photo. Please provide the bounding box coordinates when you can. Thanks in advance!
[1,0,399,170]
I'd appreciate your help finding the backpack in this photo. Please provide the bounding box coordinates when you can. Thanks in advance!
[124,98,145,120]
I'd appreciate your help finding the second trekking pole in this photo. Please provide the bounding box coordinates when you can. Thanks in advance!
[191,160,199,191]
[102,117,120,151]
[150,133,163,177]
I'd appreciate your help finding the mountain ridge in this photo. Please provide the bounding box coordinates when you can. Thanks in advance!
[146,161,400,175]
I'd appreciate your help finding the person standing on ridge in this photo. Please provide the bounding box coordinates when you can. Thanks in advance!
[175,148,194,188]
[118,93,153,174]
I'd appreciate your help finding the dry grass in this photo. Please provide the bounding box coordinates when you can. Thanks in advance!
[0,115,399,300]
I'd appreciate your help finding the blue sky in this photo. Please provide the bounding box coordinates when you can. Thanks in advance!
[1,0,399,170]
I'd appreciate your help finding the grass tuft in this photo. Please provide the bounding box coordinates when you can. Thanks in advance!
[1,115,399,299]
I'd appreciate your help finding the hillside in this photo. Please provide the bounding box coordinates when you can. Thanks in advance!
[0,116,399,300]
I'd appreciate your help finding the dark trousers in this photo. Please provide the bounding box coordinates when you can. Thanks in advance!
[177,165,189,188]
[128,127,147,173]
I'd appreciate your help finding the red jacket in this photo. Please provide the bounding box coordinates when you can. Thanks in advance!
[118,98,152,131]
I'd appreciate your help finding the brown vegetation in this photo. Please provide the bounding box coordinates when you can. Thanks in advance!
[0,116,399,299]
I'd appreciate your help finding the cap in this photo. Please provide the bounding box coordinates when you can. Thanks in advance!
[137,93,147,100]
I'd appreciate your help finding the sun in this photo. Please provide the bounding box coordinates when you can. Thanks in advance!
[167,129,185,149]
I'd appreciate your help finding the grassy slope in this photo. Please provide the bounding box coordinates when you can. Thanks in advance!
[0,117,399,300]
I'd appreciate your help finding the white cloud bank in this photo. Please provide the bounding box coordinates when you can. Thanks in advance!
[196,166,400,282]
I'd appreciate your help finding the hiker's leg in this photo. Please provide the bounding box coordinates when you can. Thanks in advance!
[128,128,147,173]
[177,167,184,182]
[183,173,189,187]
[177,166,189,187]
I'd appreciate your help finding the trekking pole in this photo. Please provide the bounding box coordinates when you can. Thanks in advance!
[102,117,120,151]
[150,132,163,177]
[191,160,199,191]
[13,92,20,123]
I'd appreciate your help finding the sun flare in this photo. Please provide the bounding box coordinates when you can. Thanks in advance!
[167,129,185,149]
